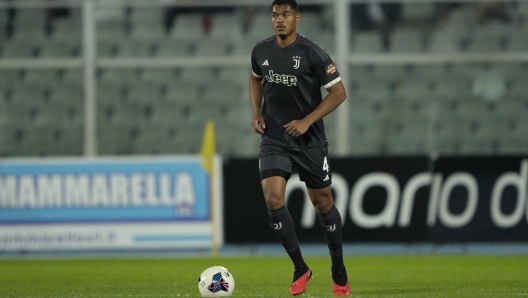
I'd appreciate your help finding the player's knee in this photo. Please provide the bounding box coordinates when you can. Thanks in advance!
[265,195,285,210]
[313,200,333,214]
[310,190,333,214]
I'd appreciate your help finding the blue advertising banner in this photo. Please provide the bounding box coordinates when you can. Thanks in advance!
[0,156,220,251]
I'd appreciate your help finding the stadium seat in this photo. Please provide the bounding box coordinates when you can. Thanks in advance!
[209,11,245,43]
[148,102,187,127]
[247,11,275,40]
[117,39,154,57]
[201,82,238,104]
[10,83,46,107]
[22,69,60,88]
[164,81,201,105]
[296,11,324,38]
[495,99,527,120]
[1,40,36,58]
[0,7,6,26]
[466,31,505,52]
[218,66,251,88]
[0,126,17,156]
[133,125,173,155]
[97,125,135,155]
[55,125,83,156]
[98,103,142,128]
[410,64,450,81]
[350,79,392,102]
[427,114,464,154]
[428,31,460,52]
[179,67,216,87]
[500,117,528,153]
[352,32,384,53]
[232,35,262,56]
[49,83,83,106]
[97,40,118,57]
[386,118,428,154]
[312,33,335,56]
[169,12,206,43]
[155,39,192,57]
[401,3,436,24]
[139,68,179,86]
[506,31,528,52]
[12,8,47,39]
[98,69,139,84]
[97,83,125,106]
[129,22,167,42]
[393,78,432,100]
[439,6,477,43]
[372,64,412,81]
[96,5,127,44]
[125,82,162,104]
[431,76,472,99]
[32,104,73,128]
[0,70,19,89]
[497,139,528,154]
[61,69,83,84]
[39,40,79,57]
[390,28,424,53]
[229,129,261,157]
[186,103,226,124]
[171,122,204,154]
[97,24,127,45]
[17,126,55,156]
[471,71,507,101]
[0,102,28,127]
[51,18,82,45]
[129,7,164,25]
[194,38,231,56]
[348,118,387,155]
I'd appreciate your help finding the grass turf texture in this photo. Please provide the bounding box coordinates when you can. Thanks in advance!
[1,255,527,297]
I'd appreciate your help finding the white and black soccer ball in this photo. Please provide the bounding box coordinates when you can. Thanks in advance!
[198,266,235,297]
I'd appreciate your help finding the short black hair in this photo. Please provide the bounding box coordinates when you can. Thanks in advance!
[271,0,298,12]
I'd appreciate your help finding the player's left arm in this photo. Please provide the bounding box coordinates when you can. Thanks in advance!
[284,80,346,137]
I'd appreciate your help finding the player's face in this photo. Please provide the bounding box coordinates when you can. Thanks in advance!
[271,5,299,37]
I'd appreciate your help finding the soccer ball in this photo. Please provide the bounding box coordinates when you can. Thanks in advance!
[197,266,235,297]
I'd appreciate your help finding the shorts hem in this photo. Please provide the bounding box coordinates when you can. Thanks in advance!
[260,169,291,181]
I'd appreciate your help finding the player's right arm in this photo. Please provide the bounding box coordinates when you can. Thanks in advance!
[249,73,266,134]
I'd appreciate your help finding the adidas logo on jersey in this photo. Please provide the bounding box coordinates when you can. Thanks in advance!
[265,70,297,86]
[262,60,269,66]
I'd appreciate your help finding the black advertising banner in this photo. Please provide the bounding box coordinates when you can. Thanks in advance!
[431,157,528,241]
[223,156,528,243]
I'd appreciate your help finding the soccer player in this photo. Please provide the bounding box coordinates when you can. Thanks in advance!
[248,0,350,296]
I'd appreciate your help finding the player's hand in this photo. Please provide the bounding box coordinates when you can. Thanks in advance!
[251,113,266,134]
[284,120,310,137]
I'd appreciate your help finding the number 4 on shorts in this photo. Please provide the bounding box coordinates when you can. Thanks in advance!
[323,156,329,172]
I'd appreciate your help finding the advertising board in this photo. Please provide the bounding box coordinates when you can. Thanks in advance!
[0,156,222,251]
[224,157,528,243]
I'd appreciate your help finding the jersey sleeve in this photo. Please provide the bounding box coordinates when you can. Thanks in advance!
[312,50,341,89]
[251,48,263,78]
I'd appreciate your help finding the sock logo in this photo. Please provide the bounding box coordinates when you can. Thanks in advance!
[326,224,336,232]
[273,222,283,230]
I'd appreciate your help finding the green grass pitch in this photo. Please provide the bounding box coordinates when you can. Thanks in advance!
[1,255,527,297]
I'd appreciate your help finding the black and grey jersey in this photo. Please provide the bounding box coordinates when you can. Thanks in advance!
[251,34,341,147]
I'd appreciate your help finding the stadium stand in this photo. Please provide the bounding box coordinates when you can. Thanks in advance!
[0,2,527,157]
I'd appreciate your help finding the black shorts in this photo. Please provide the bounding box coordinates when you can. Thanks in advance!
[259,142,332,189]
